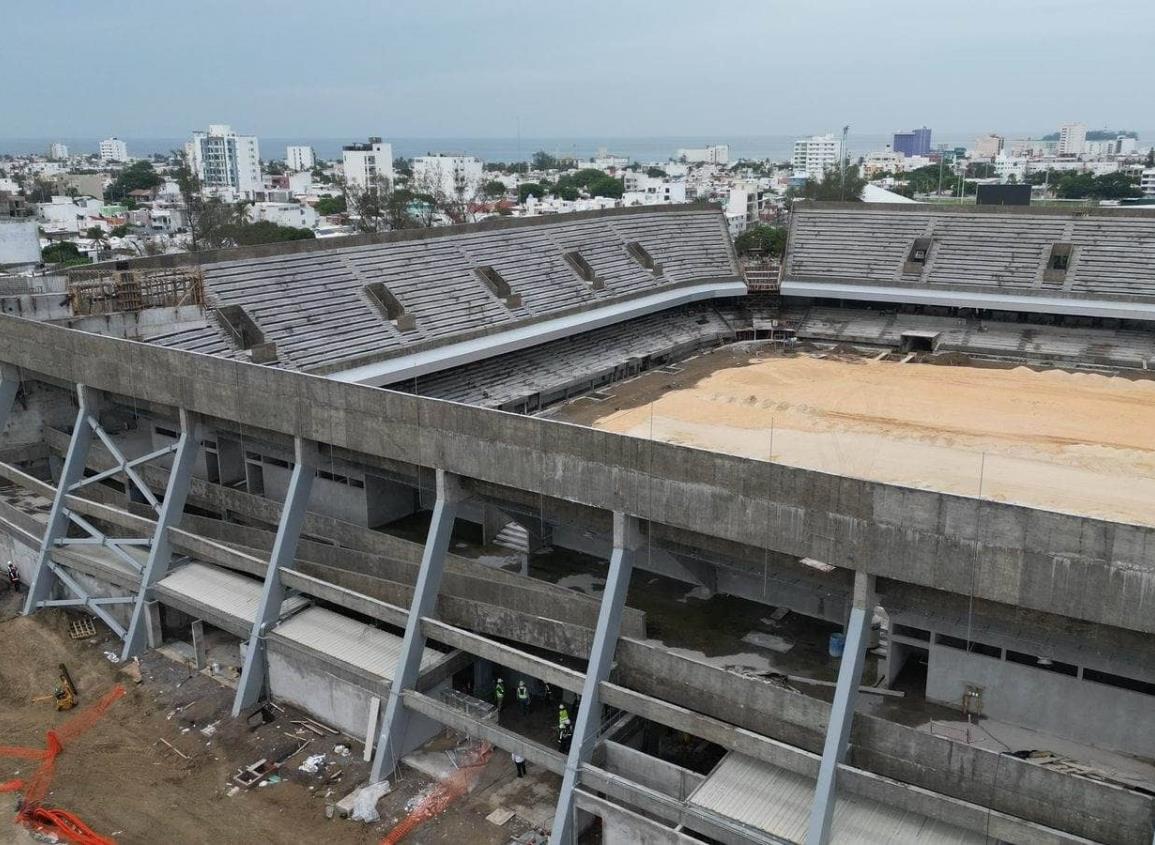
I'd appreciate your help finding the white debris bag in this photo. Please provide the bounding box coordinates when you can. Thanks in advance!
[351,780,392,823]
[298,753,326,774]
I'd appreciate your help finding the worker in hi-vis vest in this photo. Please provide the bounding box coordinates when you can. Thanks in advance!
[495,678,505,709]
[516,680,530,715]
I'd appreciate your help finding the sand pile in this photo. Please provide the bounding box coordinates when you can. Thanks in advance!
[584,355,1155,526]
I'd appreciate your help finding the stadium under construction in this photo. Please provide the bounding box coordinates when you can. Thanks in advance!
[0,202,1153,844]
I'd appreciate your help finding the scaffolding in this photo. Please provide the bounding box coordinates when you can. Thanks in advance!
[65,265,205,316]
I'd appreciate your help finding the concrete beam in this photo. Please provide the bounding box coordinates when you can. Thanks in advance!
[552,512,641,845]
[371,470,464,782]
[233,438,317,715]
[807,572,875,845]
[4,318,1150,634]
[401,689,565,775]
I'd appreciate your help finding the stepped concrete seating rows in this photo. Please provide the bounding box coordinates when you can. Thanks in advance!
[790,306,1155,367]
[787,209,933,284]
[142,320,241,359]
[410,305,734,408]
[1068,217,1155,297]
[785,204,1155,304]
[921,215,1069,290]
[142,209,735,372]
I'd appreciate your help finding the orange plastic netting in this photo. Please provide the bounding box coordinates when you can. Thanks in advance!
[0,684,125,845]
[379,742,493,844]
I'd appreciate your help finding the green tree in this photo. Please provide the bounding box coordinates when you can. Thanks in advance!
[394,157,413,179]
[586,174,624,199]
[965,162,997,179]
[41,241,91,267]
[531,151,560,171]
[645,167,668,178]
[1053,171,1141,200]
[110,224,130,238]
[1146,149,1154,167]
[315,195,347,216]
[85,226,104,240]
[105,161,162,202]
[229,220,314,245]
[518,182,546,203]
[796,164,867,202]
[264,159,287,175]
[734,225,787,258]
[481,180,507,199]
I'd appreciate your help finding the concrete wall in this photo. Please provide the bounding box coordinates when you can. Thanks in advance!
[2,315,1149,635]
[266,639,441,754]
[926,642,1155,758]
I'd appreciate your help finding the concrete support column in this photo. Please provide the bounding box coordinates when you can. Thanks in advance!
[550,512,641,845]
[232,437,317,716]
[370,470,465,782]
[806,571,876,845]
[0,363,19,433]
[121,408,201,660]
[191,619,207,670]
[23,385,99,615]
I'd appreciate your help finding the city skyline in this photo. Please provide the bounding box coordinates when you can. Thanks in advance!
[4,0,1153,139]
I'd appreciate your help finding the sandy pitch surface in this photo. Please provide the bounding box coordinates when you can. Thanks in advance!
[579,354,1155,527]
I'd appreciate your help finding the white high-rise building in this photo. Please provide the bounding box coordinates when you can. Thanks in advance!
[48,143,69,160]
[342,137,393,191]
[792,134,838,179]
[286,145,316,172]
[1141,168,1155,198]
[1058,123,1087,157]
[412,154,484,199]
[676,144,730,165]
[99,137,128,163]
[186,125,261,199]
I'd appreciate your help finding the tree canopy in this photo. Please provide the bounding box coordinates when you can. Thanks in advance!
[314,195,347,216]
[794,164,867,202]
[645,167,667,178]
[41,241,90,267]
[1052,171,1141,200]
[734,225,787,258]
[105,160,162,203]
[516,182,545,203]
[481,180,507,199]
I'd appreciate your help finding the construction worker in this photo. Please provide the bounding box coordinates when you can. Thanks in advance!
[494,677,505,710]
[516,679,530,715]
[557,703,572,752]
[512,751,527,778]
[6,561,20,594]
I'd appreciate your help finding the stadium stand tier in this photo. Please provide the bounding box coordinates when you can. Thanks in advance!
[134,206,739,373]
[783,202,1155,317]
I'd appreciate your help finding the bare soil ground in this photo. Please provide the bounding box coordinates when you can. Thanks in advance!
[551,347,1155,526]
[0,591,548,845]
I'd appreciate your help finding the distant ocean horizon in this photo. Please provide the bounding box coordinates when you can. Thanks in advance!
[3,131,1129,164]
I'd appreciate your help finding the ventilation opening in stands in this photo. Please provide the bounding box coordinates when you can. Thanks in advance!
[626,241,662,275]
[564,250,605,289]
[1044,242,1073,283]
[214,304,264,349]
[473,266,522,308]
[902,237,933,275]
[363,282,417,330]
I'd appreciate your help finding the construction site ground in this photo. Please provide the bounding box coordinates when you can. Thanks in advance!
[0,589,552,845]
[549,344,1155,527]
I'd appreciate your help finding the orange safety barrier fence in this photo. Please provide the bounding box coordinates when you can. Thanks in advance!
[380,742,494,845]
[0,685,126,845]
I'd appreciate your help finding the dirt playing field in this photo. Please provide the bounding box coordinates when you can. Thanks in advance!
[553,347,1155,527]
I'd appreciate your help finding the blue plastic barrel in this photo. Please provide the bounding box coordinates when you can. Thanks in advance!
[828,632,846,657]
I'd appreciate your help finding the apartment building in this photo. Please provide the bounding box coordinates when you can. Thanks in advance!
[342,137,393,191]
[791,134,838,179]
[186,125,261,199]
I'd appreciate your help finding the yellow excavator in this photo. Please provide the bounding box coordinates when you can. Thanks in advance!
[52,663,78,711]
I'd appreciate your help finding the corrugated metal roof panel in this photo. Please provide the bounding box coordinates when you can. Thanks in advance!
[156,562,308,626]
[273,606,439,680]
[689,752,985,844]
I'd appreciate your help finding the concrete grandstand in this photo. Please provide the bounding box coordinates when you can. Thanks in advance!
[0,203,1152,844]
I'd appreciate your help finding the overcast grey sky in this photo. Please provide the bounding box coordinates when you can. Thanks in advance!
[5,0,1152,138]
